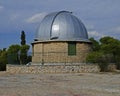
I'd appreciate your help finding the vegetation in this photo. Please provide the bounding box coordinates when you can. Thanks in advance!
[87,36,120,71]
[21,30,26,45]
[20,45,30,64]
[20,31,31,64]
[7,44,20,64]
[89,37,100,51]
[7,44,31,65]
[100,37,120,69]
[0,30,31,71]
[0,48,7,71]
[0,29,120,72]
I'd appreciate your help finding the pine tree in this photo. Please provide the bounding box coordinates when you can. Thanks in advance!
[20,30,31,64]
[21,30,26,45]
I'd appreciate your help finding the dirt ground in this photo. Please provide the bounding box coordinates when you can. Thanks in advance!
[0,72,120,96]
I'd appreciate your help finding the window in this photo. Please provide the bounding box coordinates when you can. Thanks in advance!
[68,42,76,56]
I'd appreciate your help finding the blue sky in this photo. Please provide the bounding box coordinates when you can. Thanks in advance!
[0,0,120,51]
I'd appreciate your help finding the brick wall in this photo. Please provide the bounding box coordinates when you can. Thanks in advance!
[32,41,91,63]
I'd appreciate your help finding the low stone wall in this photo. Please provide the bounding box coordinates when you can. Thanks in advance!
[7,64,100,73]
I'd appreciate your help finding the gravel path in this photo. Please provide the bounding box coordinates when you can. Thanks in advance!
[0,72,120,96]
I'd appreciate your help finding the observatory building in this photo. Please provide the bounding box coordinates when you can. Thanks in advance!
[32,11,91,64]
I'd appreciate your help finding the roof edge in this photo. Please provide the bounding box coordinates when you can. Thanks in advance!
[31,40,91,45]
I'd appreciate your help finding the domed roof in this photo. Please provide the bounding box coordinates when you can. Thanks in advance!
[35,11,89,42]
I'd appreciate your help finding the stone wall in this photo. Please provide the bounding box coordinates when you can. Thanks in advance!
[7,64,100,74]
[32,41,91,63]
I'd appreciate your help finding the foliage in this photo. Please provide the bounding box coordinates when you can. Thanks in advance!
[7,44,31,65]
[86,51,103,63]
[89,37,100,51]
[100,36,120,55]
[0,31,31,66]
[7,45,20,64]
[20,45,30,64]
[20,30,31,64]
[97,54,110,72]
[7,44,20,53]
[87,36,120,71]
[86,51,109,72]
[115,56,120,70]
[0,49,7,71]
[100,36,120,69]
[27,55,32,63]
[21,30,26,45]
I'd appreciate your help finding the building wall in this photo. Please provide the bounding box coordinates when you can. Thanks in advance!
[32,41,91,64]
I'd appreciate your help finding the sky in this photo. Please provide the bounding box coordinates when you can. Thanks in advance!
[0,0,120,51]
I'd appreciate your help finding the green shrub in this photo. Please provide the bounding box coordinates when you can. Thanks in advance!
[86,51,103,63]
[97,55,109,72]
[86,52,109,72]
[0,62,6,71]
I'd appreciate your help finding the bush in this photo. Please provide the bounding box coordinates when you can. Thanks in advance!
[97,55,109,72]
[86,52,110,72]
[86,51,103,63]
[115,56,120,70]
[0,62,6,71]
[0,50,7,71]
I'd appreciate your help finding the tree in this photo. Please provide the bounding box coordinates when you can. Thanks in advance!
[20,30,31,64]
[100,37,119,55]
[0,48,7,71]
[7,45,20,64]
[86,51,110,72]
[86,36,120,71]
[89,37,100,51]
[86,51,103,63]
[21,30,26,45]
[100,36,120,69]
[7,45,20,53]
[20,45,30,64]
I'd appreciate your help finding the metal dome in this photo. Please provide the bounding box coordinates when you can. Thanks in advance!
[35,11,89,42]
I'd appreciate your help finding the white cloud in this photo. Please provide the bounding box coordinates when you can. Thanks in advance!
[88,30,105,39]
[85,24,105,39]
[25,12,48,23]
